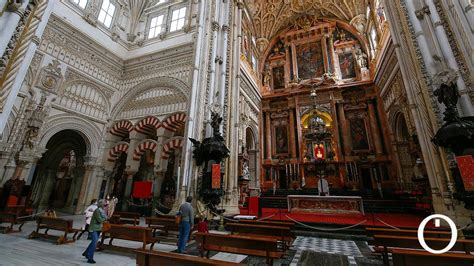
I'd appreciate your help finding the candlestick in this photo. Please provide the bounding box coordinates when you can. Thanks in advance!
[285,164,288,177]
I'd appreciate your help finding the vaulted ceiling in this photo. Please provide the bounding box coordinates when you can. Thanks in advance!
[246,0,369,42]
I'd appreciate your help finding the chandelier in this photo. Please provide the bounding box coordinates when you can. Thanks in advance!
[304,85,331,141]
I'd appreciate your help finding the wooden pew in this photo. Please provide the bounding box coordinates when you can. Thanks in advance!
[145,217,179,237]
[113,211,140,225]
[195,232,285,265]
[391,248,474,266]
[373,234,474,265]
[0,212,26,233]
[366,227,452,244]
[99,224,158,252]
[28,216,80,244]
[135,250,244,266]
[226,222,294,250]
[237,219,294,228]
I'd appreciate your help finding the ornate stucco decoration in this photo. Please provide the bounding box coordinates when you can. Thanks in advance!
[247,0,369,51]
[35,59,63,94]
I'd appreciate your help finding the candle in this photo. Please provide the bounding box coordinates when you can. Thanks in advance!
[285,164,288,176]
[354,161,358,177]
[297,163,300,177]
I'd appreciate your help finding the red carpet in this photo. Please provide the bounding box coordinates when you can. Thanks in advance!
[239,207,439,229]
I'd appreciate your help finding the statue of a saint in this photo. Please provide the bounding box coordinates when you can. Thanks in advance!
[356,49,368,69]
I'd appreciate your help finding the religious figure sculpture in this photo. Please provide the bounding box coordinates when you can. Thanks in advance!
[57,150,76,179]
[241,147,250,180]
[356,49,368,69]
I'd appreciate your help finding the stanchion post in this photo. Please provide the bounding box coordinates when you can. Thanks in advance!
[218,215,225,231]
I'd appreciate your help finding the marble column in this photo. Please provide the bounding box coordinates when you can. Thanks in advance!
[420,1,474,116]
[337,102,352,156]
[0,1,29,56]
[39,169,56,209]
[288,106,297,159]
[265,112,272,159]
[74,162,95,214]
[368,100,383,154]
[122,171,136,210]
[0,0,54,134]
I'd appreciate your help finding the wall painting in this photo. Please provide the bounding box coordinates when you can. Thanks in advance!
[349,118,370,150]
[296,42,324,80]
[274,126,289,154]
[338,52,356,79]
[272,65,285,89]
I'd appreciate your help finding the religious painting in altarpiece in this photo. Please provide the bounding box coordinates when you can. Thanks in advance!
[272,65,285,89]
[338,52,356,80]
[273,125,289,155]
[349,118,370,151]
[296,41,324,80]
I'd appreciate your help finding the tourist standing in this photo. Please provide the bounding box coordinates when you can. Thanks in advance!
[177,196,194,253]
[82,199,106,264]
[77,199,97,240]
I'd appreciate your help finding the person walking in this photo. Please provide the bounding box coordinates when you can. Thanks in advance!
[82,199,106,264]
[177,196,194,253]
[77,199,97,240]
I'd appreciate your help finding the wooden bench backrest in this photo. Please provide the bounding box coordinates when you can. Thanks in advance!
[135,250,244,266]
[195,232,279,252]
[0,212,16,221]
[145,217,177,228]
[366,227,452,238]
[37,217,73,231]
[109,224,152,242]
[226,223,293,237]
[391,248,474,266]
[238,220,294,228]
[114,212,140,219]
[374,234,474,253]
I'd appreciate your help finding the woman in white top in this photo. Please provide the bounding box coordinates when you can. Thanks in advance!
[77,199,97,240]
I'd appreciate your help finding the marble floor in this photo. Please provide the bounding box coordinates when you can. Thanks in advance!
[0,213,381,265]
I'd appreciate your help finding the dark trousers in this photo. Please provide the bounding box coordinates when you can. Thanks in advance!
[77,224,90,240]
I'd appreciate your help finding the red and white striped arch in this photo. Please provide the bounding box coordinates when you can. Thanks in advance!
[133,139,158,161]
[108,142,129,162]
[159,112,186,133]
[161,137,184,160]
[134,116,160,136]
[109,120,133,138]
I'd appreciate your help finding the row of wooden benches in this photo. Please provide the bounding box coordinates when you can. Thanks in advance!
[17,212,296,265]
[366,227,474,266]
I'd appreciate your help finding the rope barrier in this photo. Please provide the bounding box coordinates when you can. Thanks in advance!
[17,211,45,219]
[375,217,403,231]
[257,214,276,221]
[285,215,367,231]
[154,208,169,216]
[457,222,473,231]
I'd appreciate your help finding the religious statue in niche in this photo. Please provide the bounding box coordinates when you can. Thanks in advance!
[376,0,386,24]
[242,33,249,58]
[349,118,370,150]
[274,126,289,154]
[338,52,356,79]
[272,66,285,89]
[356,49,368,69]
[296,42,324,80]
[241,147,250,180]
[56,150,77,179]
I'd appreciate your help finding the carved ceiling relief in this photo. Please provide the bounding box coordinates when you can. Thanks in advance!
[248,0,369,51]
[260,19,369,94]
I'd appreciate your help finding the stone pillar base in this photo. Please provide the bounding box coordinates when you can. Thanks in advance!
[222,188,240,215]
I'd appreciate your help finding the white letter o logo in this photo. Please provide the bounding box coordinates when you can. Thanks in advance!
[417,214,457,254]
